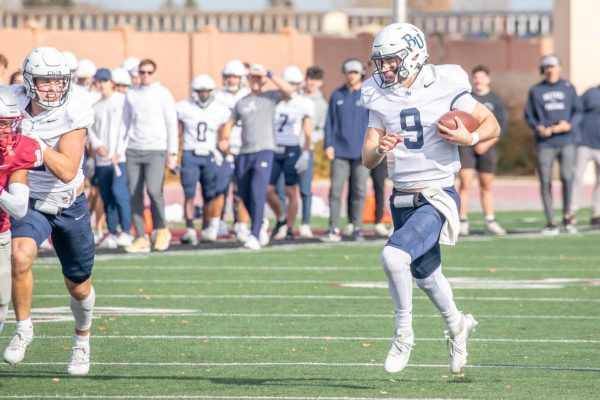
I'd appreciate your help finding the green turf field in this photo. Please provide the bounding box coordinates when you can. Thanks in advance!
[1,229,599,399]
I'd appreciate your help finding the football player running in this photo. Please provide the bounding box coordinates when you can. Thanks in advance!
[361,23,500,375]
[267,66,313,240]
[3,47,96,376]
[177,75,231,244]
[0,87,43,336]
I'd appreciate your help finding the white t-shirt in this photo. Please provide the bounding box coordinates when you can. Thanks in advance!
[176,99,231,153]
[11,84,94,194]
[361,64,477,190]
[274,93,314,147]
[215,87,250,155]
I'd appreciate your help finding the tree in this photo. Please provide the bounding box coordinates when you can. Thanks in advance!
[23,0,74,7]
[184,0,198,8]
[161,0,176,9]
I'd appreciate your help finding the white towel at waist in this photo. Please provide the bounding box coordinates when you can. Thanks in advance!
[421,186,460,246]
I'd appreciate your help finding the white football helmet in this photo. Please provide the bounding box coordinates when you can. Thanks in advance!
[111,67,132,87]
[282,65,304,84]
[121,56,140,76]
[0,86,24,151]
[191,74,216,108]
[22,46,72,109]
[222,59,246,92]
[62,51,78,73]
[77,59,97,79]
[371,23,429,89]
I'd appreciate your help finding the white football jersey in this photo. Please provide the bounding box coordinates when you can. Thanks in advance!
[361,64,477,190]
[274,93,314,147]
[11,84,94,194]
[215,87,250,155]
[177,99,231,153]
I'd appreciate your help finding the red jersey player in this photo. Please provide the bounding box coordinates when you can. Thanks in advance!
[0,86,42,335]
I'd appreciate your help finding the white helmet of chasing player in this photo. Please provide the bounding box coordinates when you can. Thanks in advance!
[370,22,429,89]
[62,50,78,73]
[22,46,72,109]
[0,86,24,151]
[191,74,216,108]
[282,65,304,84]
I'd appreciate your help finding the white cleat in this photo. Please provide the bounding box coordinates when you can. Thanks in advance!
[374,222,389,237]
[181,228,199,245]
[243,235,261,250]
[67,339,90,376]
[459,220,469,236]
[97,234,118,249]
[446,314,478,375]
[259,218,270,247]
[116,232,134,247]
[200,227,218,242]
[234,223,251,243]
[298,224,313,238]
[3,329,33,364]
[384,330,414,373]
[343,223,355,237]
[484,220,506,235]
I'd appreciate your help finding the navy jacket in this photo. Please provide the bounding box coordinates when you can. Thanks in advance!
[580,86,600,149]
[324,84,369,160]
[524,78,582,148]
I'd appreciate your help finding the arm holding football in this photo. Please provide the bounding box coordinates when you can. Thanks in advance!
[42,128,87,183]
[0,170,30,219]
[438,103,500,146]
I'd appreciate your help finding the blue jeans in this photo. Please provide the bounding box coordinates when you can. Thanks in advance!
[96,163,132,235]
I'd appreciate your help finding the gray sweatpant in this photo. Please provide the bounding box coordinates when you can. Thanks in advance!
[329,158,369,230]
[536,144,575,224]
[126,149,167,237]
[570,145,600,217]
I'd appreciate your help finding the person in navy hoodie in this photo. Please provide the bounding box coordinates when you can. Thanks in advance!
[322,59,370,242]
[570,84,600,228]
[525,54,582,235]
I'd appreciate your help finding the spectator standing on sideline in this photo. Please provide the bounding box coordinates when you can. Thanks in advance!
[122,59,179,252]
[219,64,294,250]
[525,55,582,235]
[570,84,600,227]
[9,71,23,85]
[458,65,507,236]
[0,54,8,85]
[297,66,328,238]
[88,68,133,249]
[322,59,370,242]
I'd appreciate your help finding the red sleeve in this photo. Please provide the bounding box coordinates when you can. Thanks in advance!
[12,136,42,170]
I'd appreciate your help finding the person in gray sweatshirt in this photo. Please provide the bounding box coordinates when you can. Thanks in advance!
[122,59,179,253]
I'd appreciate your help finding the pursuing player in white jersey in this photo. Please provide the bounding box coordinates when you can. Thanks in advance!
[361,23,500,376]
[177,75,231,244]
[3,47,96,376]
[214,59,252,242]
[267,66,313,240]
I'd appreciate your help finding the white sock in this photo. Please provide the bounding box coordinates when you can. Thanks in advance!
[209,218,220,230]
[415,267,462,335]
[73,334,90,347]
[70,286,95,331]
[381,246,414,334]
[485,215,495,222]
[16,317,33,332]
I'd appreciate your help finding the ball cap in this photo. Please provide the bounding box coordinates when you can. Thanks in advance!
[249,63,267,77]
[94,68,112,81]
[540,55,560,68]
[343,59,364,74]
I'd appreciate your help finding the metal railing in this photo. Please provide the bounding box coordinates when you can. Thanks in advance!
[0,8,552,37]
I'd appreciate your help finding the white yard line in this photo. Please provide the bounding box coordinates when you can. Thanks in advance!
[31,294,600,302]
[0,396,465,400]
[4,335,598,344]
[11,361,600,372]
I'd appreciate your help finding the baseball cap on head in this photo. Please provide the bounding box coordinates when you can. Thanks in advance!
[94,68,112,81]
[249,63,267,77]
[342,59,364,74]
[540,55,560,68]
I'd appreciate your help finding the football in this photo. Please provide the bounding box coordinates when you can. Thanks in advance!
[438,110,479,132]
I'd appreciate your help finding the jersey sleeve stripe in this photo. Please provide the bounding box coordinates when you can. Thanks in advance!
[450,90,470,111]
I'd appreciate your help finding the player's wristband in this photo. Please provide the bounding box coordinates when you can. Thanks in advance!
[267,71,274,79]
[470,131,480,146]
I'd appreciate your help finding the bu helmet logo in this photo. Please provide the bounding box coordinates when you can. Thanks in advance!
[402,33,425,49]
